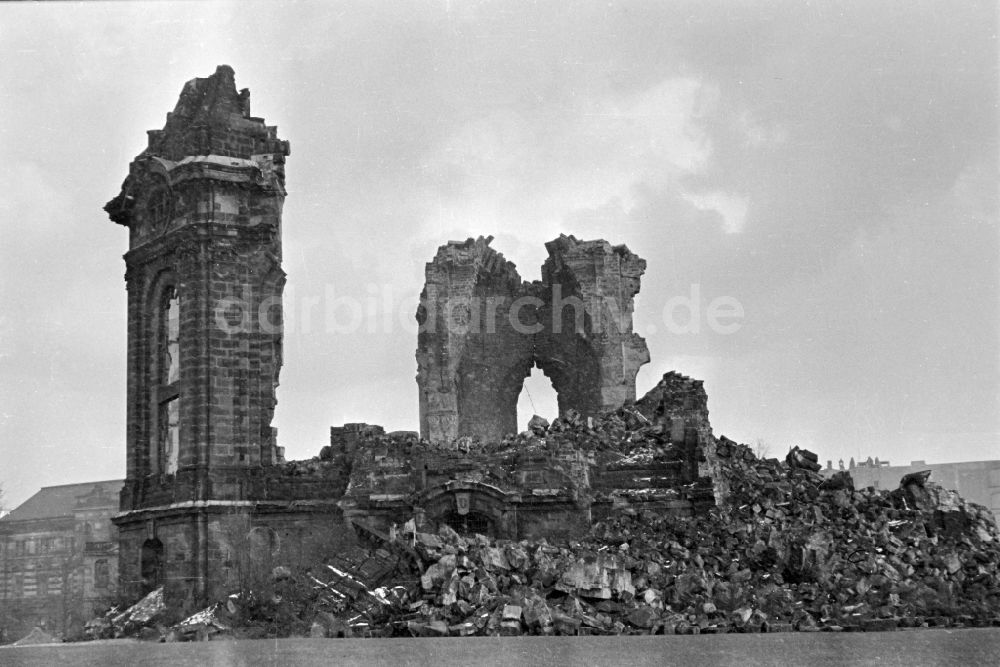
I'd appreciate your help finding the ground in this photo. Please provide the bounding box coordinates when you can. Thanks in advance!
[3,628,1000,666]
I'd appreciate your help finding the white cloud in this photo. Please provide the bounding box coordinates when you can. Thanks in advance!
[682,190,749,234]
[418,76,715,254]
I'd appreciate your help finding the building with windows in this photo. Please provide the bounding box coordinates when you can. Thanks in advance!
[0,480,121,640]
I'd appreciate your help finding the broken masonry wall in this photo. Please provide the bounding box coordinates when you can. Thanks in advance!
[143,64,288,166]
[338,430,595,540]
[416,237,531,444]
[341,372,724,543]
[516,503,594,541]
[536,235,650,416]
[632,371,722,503]
[328,423,387,464]
[116,504,355,612]
[206,508,356,601]
[416,235,650,444]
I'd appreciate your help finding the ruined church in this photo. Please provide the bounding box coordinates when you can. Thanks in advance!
[105,67,714,612]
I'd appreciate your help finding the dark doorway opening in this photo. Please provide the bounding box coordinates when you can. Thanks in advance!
[140,538,164,592]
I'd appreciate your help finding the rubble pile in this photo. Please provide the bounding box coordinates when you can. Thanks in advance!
[93,371,1000,640]
[85,586,169,640]
[380,460,1000,637]
[150,440,1000,640]
[86,544,419,642]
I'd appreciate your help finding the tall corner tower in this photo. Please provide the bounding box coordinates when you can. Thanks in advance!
[106,65,290,605]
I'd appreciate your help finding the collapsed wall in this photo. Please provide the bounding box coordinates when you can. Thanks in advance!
[101,372,1000,640]
[340,371,716,543]
[416,235,650,444]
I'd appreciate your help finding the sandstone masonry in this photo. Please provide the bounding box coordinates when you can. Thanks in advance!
[106,67,351,611]
[416,235,650,444]
[103,67,714,615]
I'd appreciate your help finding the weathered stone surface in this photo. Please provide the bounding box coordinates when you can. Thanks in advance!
[416,235,649,444]
[338,372,716,543]
[106,67,354,611]
[99,67,1000,640]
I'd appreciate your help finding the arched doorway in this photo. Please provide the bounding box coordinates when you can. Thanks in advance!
[140,538,164,592]
[418,483,512,539]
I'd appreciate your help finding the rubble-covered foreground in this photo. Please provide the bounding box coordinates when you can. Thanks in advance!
[89,437,1000,640]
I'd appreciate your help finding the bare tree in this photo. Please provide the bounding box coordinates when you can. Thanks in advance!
[753,439,771,459]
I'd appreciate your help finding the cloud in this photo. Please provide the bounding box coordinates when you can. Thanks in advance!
[417,76,727,260]
[682,190,748,234]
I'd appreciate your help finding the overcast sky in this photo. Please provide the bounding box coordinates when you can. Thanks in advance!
[1,1,997,508]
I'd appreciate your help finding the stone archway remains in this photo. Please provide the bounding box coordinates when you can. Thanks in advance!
[416,235,649,443]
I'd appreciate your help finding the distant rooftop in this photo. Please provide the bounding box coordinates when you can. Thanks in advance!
[0,480,122,523]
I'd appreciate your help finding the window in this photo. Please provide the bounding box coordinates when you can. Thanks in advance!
[37,574,48,597]
[39,537,55,554]
[94,559,110,589]
[157,286,181,474]
[159,397,179,475]
[14,541,25,557]
[162,288,179,385]
[442,511,493,537]
[13,574,23,597]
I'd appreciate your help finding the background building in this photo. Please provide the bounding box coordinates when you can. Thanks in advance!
[823,457,1000,524]
[0,480,121,640]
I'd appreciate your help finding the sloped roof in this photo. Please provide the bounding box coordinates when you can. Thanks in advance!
[0,480,122,523]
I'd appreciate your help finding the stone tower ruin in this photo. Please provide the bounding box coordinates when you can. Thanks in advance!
[105,66,345,609]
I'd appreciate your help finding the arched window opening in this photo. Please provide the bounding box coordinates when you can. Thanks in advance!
[516,366,558,432]
[162,288,180,384]
[157,286,180,475]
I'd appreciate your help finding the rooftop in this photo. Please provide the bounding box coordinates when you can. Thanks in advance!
[0,480,122,523]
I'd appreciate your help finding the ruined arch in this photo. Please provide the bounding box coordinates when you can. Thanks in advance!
[456,350,533,443]
[534,334,603,419]
[417,235,649,443]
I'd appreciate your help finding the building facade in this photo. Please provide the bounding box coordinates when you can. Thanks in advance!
[0,480,121,640]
